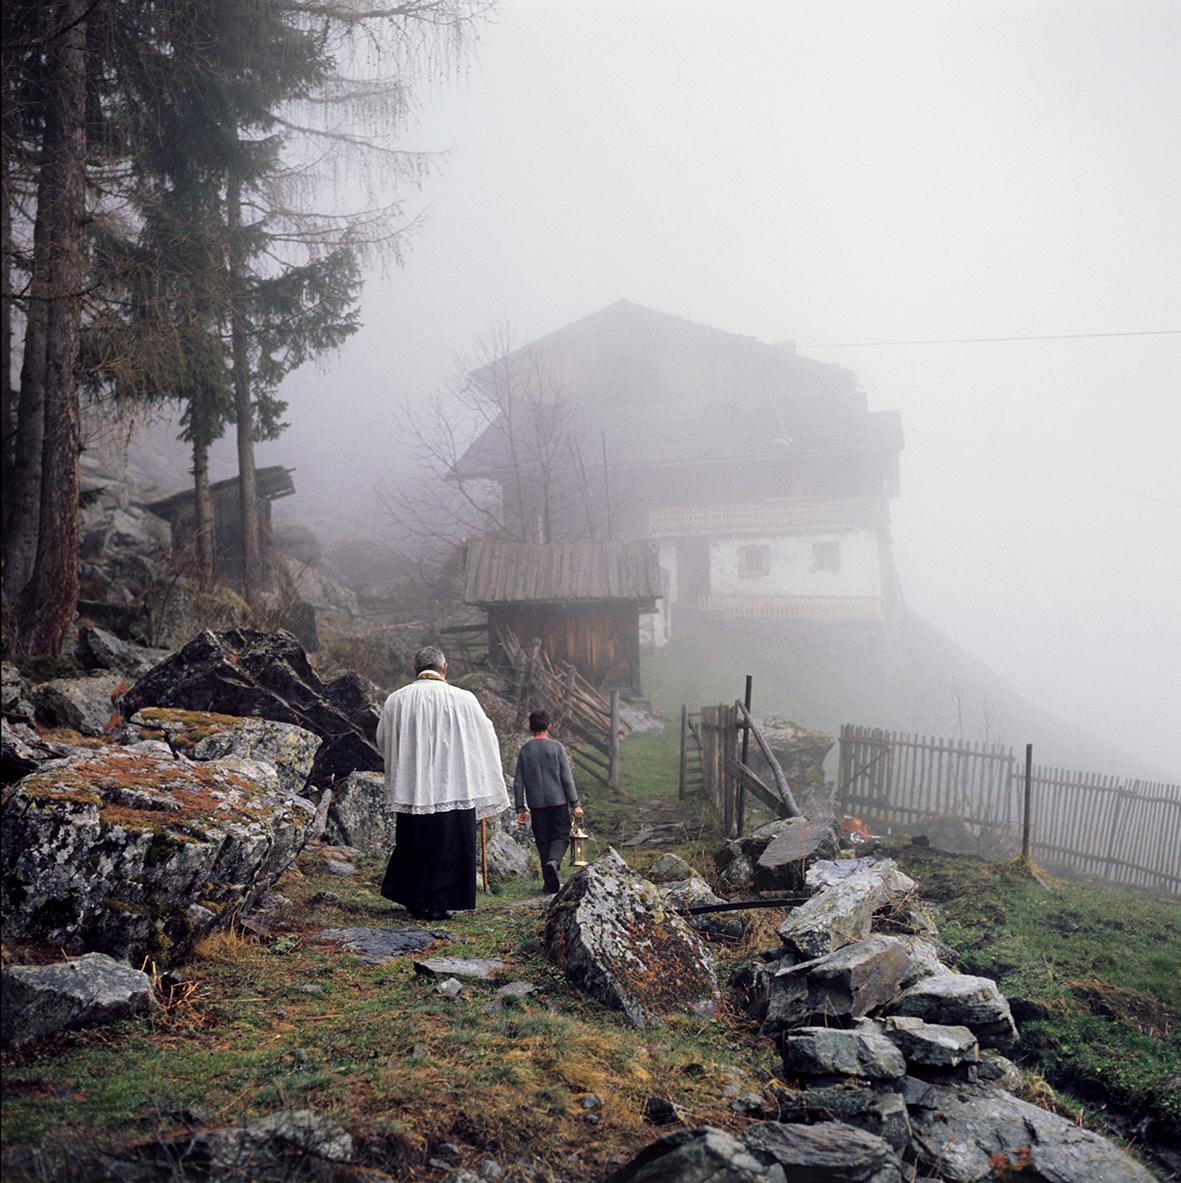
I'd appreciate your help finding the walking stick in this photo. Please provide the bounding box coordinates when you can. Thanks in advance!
[480,818,489,891]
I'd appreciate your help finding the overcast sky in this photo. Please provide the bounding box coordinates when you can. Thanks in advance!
[257,0,1181,774]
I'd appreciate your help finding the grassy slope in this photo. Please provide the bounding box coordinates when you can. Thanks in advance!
[893,846,1181,1146]
[3,728,1177,1180]
[0,731,778,1182]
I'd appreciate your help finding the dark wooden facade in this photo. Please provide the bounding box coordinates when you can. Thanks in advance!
[463,540,660,693]
[147,466,295,590]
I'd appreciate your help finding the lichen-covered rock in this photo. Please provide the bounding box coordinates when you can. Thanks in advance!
[762,935,917,1036]
[742,1120,902,1183]
[882,1016,979,1070]
[657,874,744,941]
[2,662,35,723]
[66,1108,355,1180]
[1,747,314,966]
[120,628,381,788]
[908,1083,1158,1182]
[2,719,48,784]
[777,859,917,960]
[32,673,124,736]
[75,625,163,675]
[886,972,1018,1051]
[781,1027,907,1082]
[647,852,695,883]
[486,829,529,882]
[129,708,321,800]
[805,857,902,893]
[717,849,756,894]
[1,953,152,1046]
[545,849,719,1030]
[604,1127,770,1183]
[755,716,834,788]
[772,1083,911,1153]
[323,769,394,851]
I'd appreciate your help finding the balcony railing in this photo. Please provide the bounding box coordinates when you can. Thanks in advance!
[647,497,883,537]
[698,593,885,622]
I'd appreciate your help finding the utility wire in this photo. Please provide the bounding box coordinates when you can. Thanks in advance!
[910,428,1181,510]
[802,329,1181,347]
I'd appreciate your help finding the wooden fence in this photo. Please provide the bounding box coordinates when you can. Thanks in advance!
[837,724,1181,896]
[686,703,800,837]
[500,631,625,790]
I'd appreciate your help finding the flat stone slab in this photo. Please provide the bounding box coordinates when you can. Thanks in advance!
[883,1016,979,1068]
[909,1083,1158,1183]
[1,953,151,1046]
[754,819,840,892]
[886,972,1017,1051]
[315,927,450,964]
[743,1119,900,1182]
[413,956,505,980]
[782,1026,907,1081]
[763,935,917,1036]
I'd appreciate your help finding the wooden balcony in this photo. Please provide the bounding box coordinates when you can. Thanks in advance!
[647,497,883,537]
[697,593,885,622]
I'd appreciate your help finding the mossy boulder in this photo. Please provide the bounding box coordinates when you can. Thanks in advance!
[1,747,314,967]
[120,628,382,788]
[130,707,321,798]
[544,849,719,1029]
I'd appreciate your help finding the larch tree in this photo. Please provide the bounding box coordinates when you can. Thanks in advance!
[2,0,488,653]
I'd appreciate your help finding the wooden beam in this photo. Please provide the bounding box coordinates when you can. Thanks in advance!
[734,701,801,817]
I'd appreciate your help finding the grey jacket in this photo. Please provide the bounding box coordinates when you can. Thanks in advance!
[513,737,579,812]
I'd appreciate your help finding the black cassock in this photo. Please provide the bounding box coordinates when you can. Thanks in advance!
[380,808,477,914]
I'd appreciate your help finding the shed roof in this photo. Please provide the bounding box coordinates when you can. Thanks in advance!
[463,540,661,605]
[147,465,295,517]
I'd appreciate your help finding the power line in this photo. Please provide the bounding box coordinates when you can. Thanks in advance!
[802,329,1181,348]
[911,428,1181,510]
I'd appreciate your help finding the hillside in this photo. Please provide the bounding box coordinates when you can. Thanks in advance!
[644,610,1167,782]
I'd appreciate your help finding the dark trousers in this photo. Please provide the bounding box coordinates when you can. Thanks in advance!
[380,808,477,913]
[530,803,570,868]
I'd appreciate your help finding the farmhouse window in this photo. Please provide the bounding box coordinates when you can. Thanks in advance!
[737,544,771,578]
[812,541,841,572]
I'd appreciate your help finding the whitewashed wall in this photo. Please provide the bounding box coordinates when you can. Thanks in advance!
[708,530,882,599]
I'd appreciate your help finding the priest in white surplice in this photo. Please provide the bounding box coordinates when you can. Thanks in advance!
[377,645,509,919]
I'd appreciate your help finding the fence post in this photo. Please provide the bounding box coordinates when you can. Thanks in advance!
[737,675,752,834]
[608,690,620,792]
[678,705,688,800]
[1021,743,1033,861]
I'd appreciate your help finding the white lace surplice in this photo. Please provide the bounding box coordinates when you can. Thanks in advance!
[377,676,510,820]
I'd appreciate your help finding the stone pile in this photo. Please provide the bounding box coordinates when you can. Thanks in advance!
[611,846,1156,1183]
[714,816,839,894]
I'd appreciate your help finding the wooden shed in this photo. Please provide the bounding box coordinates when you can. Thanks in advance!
[147,465,295,590]
[463,540,661,693]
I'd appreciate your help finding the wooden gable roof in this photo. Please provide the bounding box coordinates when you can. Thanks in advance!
[463,540,661,605]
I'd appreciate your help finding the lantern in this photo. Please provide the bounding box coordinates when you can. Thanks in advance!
[569,817,590,867]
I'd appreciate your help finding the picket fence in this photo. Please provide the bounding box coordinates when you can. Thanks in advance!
[836,724,1180,896]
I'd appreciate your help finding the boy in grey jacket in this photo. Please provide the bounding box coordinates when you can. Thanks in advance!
[514,710,583,893]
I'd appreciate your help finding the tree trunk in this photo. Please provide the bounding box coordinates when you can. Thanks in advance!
[226,169,260,611]
[11,0,87,657]
[2,159,52,605]
[193,435,214,587]
[1,146,14,487]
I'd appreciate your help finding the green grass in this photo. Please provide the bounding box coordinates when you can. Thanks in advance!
[893,845,1181,1142]
[0,817,776,1181]
[4,727,1176,1179]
